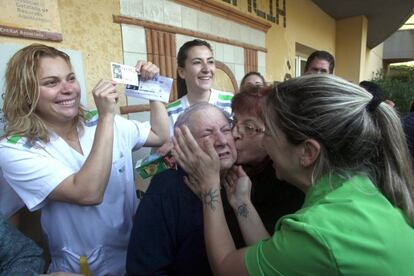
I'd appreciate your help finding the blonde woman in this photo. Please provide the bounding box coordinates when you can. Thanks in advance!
[0,44,168,274]
[174,74,414,275]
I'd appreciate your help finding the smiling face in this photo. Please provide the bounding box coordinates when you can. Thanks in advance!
[177,45,215,94]
[188,107,237,170]
[35,56,80,127]
[232,112,267,166]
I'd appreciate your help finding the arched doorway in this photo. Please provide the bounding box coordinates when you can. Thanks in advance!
[213,60,239,94]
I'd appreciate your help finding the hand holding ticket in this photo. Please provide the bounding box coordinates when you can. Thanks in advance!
[111,62,173,103]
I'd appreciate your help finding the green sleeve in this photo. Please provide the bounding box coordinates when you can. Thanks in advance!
[244,217,339,276]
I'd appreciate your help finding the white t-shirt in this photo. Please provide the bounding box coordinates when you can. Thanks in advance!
[0,170,24,219]
[0,112,150,275]
[166,89,233,136]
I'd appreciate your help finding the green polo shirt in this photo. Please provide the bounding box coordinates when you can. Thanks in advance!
[245,174,414,275]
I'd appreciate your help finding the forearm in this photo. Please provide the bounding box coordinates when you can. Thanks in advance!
[233,201,270,245]
[73,115,114,203]
[145,101,169,147]
[202,187,236,275]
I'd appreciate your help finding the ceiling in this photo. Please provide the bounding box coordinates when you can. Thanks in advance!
[383,29,414,62]
[312,0,414,48]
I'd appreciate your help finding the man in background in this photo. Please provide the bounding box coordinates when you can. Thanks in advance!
[304,50,335,75]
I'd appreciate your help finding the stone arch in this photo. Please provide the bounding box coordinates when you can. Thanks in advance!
[214,60,239,93]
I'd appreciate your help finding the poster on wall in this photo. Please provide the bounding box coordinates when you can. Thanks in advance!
[0,43,88,136]
[0,0,62,41]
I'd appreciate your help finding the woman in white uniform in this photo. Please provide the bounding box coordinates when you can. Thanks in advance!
[0,44,169,275]
[155,39,233,157]
[166,39,233,136]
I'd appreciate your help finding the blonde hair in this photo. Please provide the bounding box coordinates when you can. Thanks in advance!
[3,44,85,144]
[263,74,414,226]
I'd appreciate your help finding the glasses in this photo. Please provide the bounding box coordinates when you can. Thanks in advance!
[232,121,265,137]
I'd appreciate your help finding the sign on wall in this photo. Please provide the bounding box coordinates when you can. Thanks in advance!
[222,0,287,27]
[0,0,62,41]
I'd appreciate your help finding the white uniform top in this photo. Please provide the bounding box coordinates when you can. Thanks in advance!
[0,170,24,219]
[0,112,150,275]
[166,89,233,136]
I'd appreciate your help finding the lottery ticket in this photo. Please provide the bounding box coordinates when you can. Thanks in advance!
[111,62,139,86]
[111,62,173,103]
[124,75,173,103]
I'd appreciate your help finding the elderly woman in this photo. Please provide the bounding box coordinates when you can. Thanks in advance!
[224,87,304,247]
[0,44,169,274]
[173,74,414,275]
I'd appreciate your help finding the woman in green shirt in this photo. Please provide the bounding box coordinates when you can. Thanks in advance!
[173,74,414,275]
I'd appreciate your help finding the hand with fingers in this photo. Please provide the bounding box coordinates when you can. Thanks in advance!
[156,140,173,156]
[157,141,177,169]
[223,165,252,209]
[92,80,119,118]
[136,60,160,81]
[172,126,221,197]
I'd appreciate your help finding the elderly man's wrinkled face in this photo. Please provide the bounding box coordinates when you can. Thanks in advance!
[188,107,237,170]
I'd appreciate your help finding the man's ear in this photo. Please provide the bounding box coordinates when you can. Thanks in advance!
[177,67,186,79]
[301,139,320,167]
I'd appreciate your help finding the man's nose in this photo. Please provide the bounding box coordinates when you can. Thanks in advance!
[214,131,227,146]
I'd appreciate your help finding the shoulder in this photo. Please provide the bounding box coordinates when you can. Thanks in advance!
[291,175,385,230]
[212,89,234,101]
[83,110,147,134]
[84,109,131,128]
[0,134,36,151]
[144,168,199,203]
[0,134,25,146]
[167,97,186,116]
[84,110,129,127]
[211,89,233,112]
[167,98,183,110]
[245,215,337,275]
[83,110,99,127]
[146,169,187,196]
[403,112,414,129]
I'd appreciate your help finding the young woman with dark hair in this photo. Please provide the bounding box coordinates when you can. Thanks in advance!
[166,39,233,136]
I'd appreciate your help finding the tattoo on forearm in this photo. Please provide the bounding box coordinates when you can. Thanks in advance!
[236,203,249,218]
[201,188,220,211]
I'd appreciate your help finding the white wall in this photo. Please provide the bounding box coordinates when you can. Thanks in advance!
[364,43,384,81]
[120,0,267,84]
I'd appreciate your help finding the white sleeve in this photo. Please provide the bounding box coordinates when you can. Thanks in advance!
[0,171,24,218]
[114,115,151,151]
[0,144,75,211]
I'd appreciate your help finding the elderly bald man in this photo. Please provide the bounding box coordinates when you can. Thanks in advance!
[126,103,237,276]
